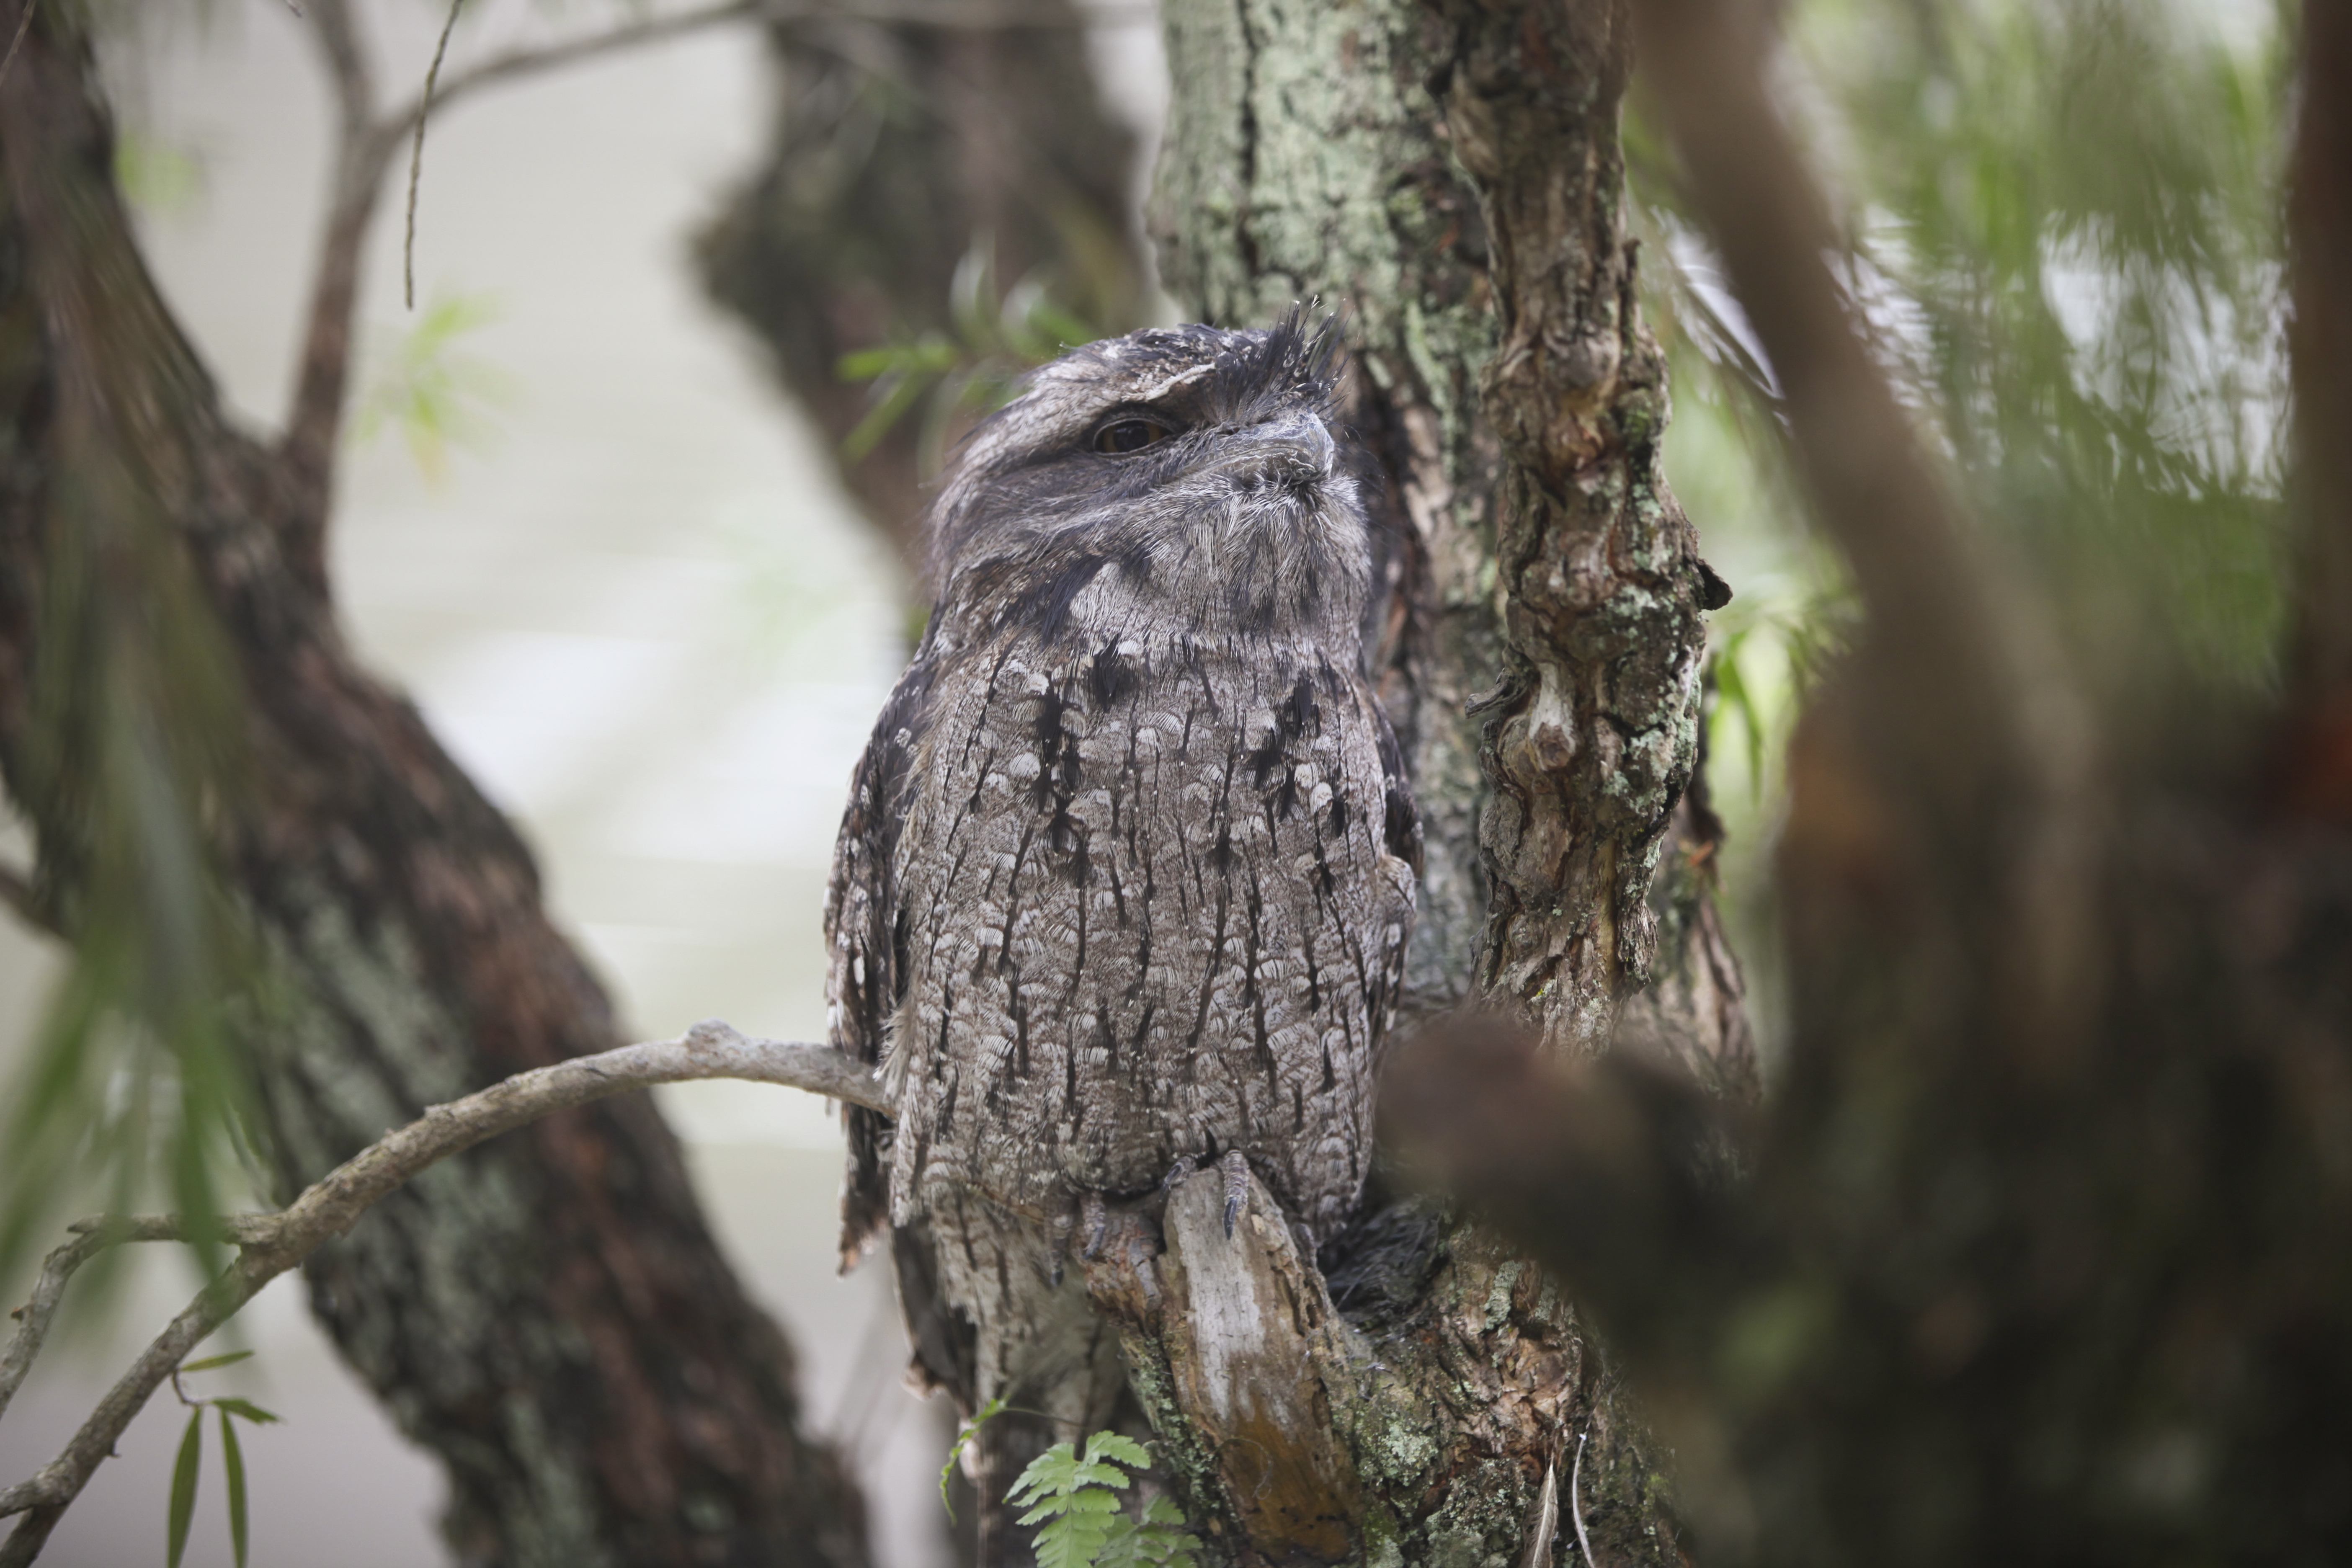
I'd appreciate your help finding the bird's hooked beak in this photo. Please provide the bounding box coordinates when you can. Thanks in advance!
[1199,410,1337,490]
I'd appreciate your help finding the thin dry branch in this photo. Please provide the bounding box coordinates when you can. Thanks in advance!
[279,0,1146,589]
[0,1236,99,1430]
[0,1021,880,1565]
[304,0,376,132]
[400,0,466,310]
[388,0,1151,140]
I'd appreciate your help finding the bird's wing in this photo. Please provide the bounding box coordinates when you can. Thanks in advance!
[826,658,936,1270]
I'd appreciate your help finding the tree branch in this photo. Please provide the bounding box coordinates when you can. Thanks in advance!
[277,0,389,593]
[273,0,1146,601]
[393,0,1150,139]
[1629,0,2049,786]
[1630,0,2101,1067]
[2282,1,2352,821]
[0,1021,881,1563]
[0,1218,290,1433]
[301,0,376,137]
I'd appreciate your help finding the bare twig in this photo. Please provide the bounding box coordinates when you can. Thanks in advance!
[401,0,465,311]
[0,1235,99,1429]
[1517,1451,1559,1568]
[279,0,1141,581]
[0,0,34,93]
[0,1021,881,1561]
[390,0,1150,141]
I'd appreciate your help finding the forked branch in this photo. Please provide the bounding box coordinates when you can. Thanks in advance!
[277,0,1145,583]
[0,1022,882,1566]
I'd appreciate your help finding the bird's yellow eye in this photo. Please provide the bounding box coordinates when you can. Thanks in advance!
[1094,418,1171,455]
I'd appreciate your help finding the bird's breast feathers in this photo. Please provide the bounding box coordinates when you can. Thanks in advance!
[879,630,1414,1237]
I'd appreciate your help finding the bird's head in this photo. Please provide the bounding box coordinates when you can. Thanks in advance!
[923,311,1377,651]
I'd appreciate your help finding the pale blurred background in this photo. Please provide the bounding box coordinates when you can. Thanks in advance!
[0,3,1163,1563]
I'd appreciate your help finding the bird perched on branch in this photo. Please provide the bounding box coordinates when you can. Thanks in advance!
[824,312,1419,1553]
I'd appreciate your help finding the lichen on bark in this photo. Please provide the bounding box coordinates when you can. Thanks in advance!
[1117,0,1745,1560]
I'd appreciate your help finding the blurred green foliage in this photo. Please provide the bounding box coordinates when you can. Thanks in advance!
[836,233,1104,479]
[1638,0,2290,1013]
[0,418,266,1301]
[112,132,206,220]
[355,288,515,485]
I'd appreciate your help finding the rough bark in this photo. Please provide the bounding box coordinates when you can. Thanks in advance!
[1068,0,1746,1560]
[695,0,1751,1555]
[0,11,867,1567]
[1385,7,2352,1568]
[696,5,1146,567]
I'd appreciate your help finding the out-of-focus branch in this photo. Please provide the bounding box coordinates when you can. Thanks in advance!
[302,0,376,136]
[1380,1016,1753,1380]
[0,1021,882,1563]
[0,1,34,91]
[2283,3,2352,822]
[279,0,385,593]
[1630,0,2099,1065]
[1630,0,2037,781]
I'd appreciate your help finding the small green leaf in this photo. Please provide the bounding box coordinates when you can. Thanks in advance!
[179,1350,255,1374]
[167,1408,202,1568]
[1083,1431,1153,1471]
[213,1398,282,1426]
[836,346,900,382]
[939,1396,1003,1522]
[218,1406,249,1568]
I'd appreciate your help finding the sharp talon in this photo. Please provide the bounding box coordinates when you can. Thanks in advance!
[1081,1193,1109,1261]
[1159,1155,1197,1197]
[1220,1150,1250,1240]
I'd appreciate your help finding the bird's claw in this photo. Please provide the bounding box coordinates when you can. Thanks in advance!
[1220,1149,1250,1240]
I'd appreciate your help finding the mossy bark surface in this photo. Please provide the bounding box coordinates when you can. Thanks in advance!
[1116,0,1747,1560]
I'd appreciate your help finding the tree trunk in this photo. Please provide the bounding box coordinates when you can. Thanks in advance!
[698,0,1750,1556]
[0,11,867,1566]
[1062,1,1749,1560]
[704,0,1749,1559]
[1385,6,2352,1567]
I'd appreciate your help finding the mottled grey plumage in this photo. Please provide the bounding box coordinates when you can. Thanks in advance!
[824,316,1419,1505]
